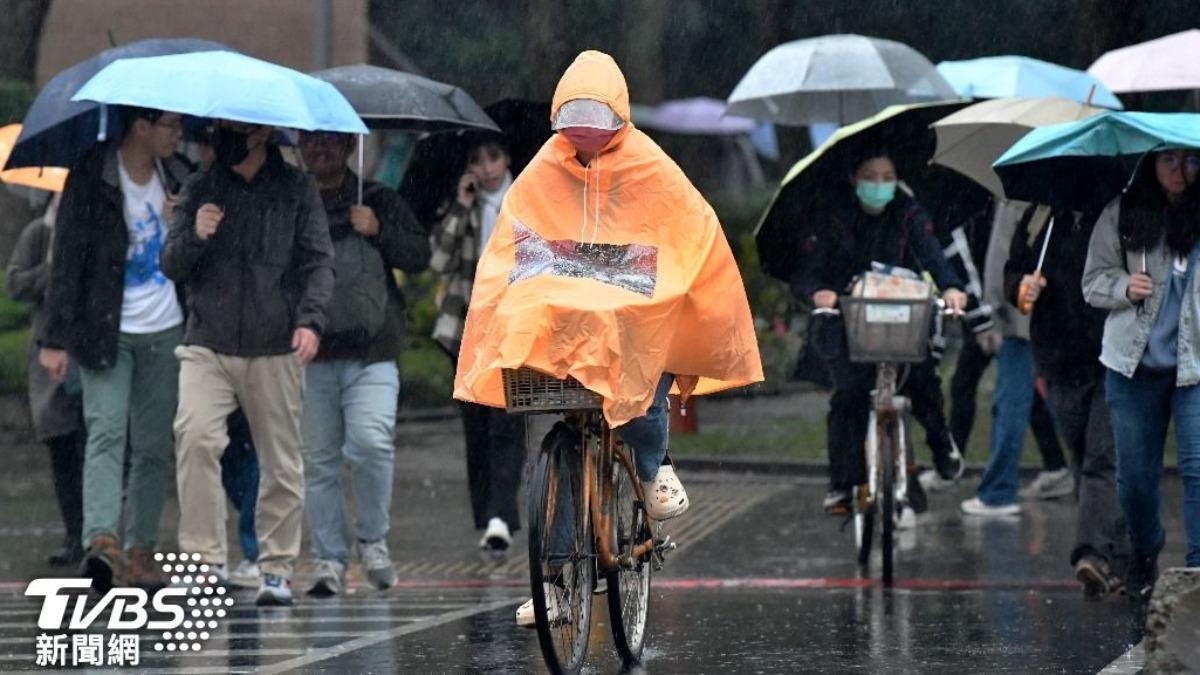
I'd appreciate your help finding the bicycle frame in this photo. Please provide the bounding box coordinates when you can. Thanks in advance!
[570,412,658,574]
[861,363,909,514]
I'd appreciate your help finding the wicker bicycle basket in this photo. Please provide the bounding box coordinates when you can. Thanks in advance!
[840,296,935,363]
[501,367,603,413]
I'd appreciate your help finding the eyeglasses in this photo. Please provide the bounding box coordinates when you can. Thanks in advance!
[1158,153,1200,172]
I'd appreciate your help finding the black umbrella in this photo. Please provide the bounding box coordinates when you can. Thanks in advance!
[753,101,978,282]
[5,38,231,170]
[311,64,499,134]
[399,99,551,226]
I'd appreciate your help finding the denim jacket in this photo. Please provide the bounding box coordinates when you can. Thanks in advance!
[1082,197,1200,385]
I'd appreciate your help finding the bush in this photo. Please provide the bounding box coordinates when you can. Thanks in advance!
[0,328,30,395]
[0,273,32,332]
[0,79,34,126]
[398,339,454,409]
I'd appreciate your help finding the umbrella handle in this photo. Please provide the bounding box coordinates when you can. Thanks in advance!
[357,134,364,206]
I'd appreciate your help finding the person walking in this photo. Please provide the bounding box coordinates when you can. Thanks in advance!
[40,108,188,593]
[1009,205,1129,596]
[7,194,85,567]
[163,120,334,606]
[431,136,527,552]
[1083,148,1200,600]
[298,130,429,596]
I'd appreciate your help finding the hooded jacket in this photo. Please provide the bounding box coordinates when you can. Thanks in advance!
[453,51,763,425]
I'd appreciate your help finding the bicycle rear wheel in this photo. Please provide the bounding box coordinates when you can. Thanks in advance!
[528,425,594,675]
[607,459,651,665]
[854,489,874,567]
[880,418,896,587]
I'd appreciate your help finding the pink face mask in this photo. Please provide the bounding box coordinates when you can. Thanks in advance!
[562,127,618,154]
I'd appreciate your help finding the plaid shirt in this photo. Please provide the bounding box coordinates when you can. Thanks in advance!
[429,201,479,355]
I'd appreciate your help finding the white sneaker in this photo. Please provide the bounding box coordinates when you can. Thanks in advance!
[896,506,917,530]
[515,584,562,628]
[642,464,689,520]
[359,540,397,590]
[480,517,512,551]
[918,469,956,493]
[228,560,260,589]
[307,559,346,597]
[960,497,1020,517]
[1018,468,1074,500]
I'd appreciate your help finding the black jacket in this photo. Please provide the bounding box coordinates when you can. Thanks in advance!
[42,144,190,369]
[792,190,964,301]
[161,148,334,357]
[1004,206,1106,379]
[315,172,430,363]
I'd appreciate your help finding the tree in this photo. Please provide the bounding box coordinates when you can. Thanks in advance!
[1075,0,1145,67]
[0,0,52,83]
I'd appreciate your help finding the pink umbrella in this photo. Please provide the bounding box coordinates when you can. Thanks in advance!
[1088,29,1200,93]
[641,97,758,135]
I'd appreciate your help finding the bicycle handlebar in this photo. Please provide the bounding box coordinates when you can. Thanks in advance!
[812,300,962,318]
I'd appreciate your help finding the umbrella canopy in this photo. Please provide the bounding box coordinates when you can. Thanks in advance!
[1088,29,1200,93]
[71,51,367,134]
[726,34,957,126]
[398,99,552,226]
[638,97,758,135]
[4,38,230,170]
[754,100,983,282]
[937,56,1123,108]
[993,111,1200,212]
[311,64,498,134]
[0,125,67,192]
[932,97,1104,195]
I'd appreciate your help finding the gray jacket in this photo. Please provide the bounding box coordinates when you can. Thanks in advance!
[1082,197,1200,385]
[984,199,1033,339]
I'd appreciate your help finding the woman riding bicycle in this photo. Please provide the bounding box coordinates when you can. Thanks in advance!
[794,150,968,514]
[449,51,762,629]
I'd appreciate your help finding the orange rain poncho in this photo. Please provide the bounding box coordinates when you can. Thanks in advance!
[454,51,763,425]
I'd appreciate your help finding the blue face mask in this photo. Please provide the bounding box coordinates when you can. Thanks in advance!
[856,180,897,210]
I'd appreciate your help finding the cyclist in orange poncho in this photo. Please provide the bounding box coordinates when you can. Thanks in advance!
[455,51,762,549]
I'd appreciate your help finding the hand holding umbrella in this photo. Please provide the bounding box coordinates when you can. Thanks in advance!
[1018,216,1054,314]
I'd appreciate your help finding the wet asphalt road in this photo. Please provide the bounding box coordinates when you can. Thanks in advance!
[0,396,1183,673]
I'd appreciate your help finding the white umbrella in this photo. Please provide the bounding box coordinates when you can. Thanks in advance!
[1088,29,1200,93]
[931,96,1103,195]
[726,34,957,126]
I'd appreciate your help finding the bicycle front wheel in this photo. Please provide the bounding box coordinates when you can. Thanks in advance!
[880,418,896,587]
[607,460,651,665]
[528,425,594,675]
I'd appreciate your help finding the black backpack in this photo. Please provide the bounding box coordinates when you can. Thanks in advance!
[324,199,388,344]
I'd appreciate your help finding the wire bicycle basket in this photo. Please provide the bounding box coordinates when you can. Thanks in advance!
[840,295,935,363]
[501,367,603,413]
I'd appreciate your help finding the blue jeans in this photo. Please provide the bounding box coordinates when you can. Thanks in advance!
[220,410,259,562]
[617,374,674,482]
[1106,367,1200,566]
[301,360,399,563]
[976,338,1036,507]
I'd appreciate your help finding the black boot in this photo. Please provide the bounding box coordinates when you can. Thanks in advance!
[48,535,83,568]
[1124,539,1163,603]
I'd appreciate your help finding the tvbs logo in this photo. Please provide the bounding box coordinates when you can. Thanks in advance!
[24,554,232,666]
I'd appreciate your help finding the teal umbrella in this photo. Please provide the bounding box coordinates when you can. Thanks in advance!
[993,111,1200,212]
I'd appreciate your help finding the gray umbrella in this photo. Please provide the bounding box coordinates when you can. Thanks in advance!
[311,64,499,134]
[726,34,957,126]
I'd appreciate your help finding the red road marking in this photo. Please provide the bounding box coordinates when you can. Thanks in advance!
[0,577,1078,593]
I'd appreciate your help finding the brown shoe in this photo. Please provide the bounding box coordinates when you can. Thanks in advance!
[124,547,165,590]
[79,535,121,595]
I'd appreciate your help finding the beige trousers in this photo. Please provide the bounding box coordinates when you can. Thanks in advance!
[174,345,305,579]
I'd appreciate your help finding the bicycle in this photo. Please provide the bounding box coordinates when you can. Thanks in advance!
[502,367,676,675]
[814,285,954,586]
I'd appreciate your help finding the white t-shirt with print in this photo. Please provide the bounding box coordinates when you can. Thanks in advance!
[117,157,184,334]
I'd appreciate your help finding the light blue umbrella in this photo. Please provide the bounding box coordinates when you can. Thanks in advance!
[937,56,1124,109]
[993,111,1200,210]
[71,50,367,134]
